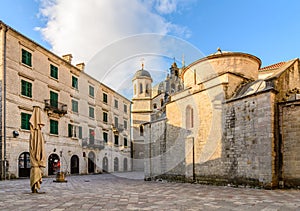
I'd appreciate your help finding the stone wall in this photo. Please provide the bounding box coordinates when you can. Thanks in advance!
[280,100,300,187]
[222,91,277,188]
[148,90,278,188]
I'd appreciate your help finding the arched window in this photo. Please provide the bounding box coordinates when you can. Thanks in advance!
[146,84,149,94]
[140,125,144,136]
[134,84,136,95]
[139,83,143,94]
[123,158,128,171]
[160,99,164,107]
[186,106,194,129]
[153,103,157,109]
[114,157,119,172]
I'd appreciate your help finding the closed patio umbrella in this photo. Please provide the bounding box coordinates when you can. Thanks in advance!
[29,106,46,193]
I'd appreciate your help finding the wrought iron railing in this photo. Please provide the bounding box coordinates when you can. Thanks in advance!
[82,138,105,150]
[44,99,67,115]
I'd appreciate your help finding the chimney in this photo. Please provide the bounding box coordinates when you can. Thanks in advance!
[62,54,73,63]
[76,63,85,71]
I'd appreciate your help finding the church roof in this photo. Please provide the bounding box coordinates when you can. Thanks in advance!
[133,68,151,78]
[259,62,286,71]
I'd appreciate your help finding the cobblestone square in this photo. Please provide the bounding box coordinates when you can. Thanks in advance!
[0,172,300,210]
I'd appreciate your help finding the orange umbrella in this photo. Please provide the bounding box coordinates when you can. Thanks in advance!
[29,106,46,193]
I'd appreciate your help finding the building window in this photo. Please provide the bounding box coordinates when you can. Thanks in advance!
[186,106,194,129]
[21,113,31,130]
[78,126,82,139]
[103,93,108,103]
[89,107,95,119]
[124,104,127,113]
[89,129,95,145]
[71,99,78,113]
[124,120,127,130]
[146,84,149,94]
[114,135,119,146]
[50,119,58,135]
[134,84,136,95]
[140,125,144,136]
[160,99,164,107]
[103,111,108,123]
[21,49,32,67]
[153,103,157,109]
[68,124,77,138]
[139,83,143,94]
[114,99,118,109]
[124,137,128,147]
[50,91,58,108]
[72,76,78,89]
[50,64,58,79]
[103,132,108,143]
[114,116,118,128]
[89,85,94,98]
[21,80,32,98]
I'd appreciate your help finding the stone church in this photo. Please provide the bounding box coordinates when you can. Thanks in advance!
[132,49,300,188]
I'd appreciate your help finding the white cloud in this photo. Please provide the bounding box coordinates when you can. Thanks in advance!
[154,0,177,14]
[37,0,193,97]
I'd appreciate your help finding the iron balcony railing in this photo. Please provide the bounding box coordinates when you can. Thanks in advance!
[44,99,67,115]
[82,138,105,150]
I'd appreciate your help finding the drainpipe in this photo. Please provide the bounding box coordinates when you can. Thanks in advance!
[149,124,151,179]
[1,24,8,180]
[129,102,133,171]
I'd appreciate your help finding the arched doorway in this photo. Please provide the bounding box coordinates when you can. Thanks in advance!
[48,154,60,175]
[88,151,95,173]
[18,152,30,177]
[70,155,79,174]
[123,158,128,172]
[114,157,119,172]
[102,157,108,172]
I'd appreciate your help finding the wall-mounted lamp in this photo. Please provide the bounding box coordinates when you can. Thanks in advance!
[13,130,19,138]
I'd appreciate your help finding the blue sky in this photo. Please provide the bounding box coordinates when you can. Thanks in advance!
[1,0,300,93]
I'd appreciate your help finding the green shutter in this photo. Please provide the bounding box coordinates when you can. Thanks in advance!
[103,112,108,123]
[114,135,119,145]
[89,107,94,118]
[103,132,108,143]
[50,119,58,135]
[72,100,78,113]
[21,113,31,130]
[89,86,94,97]
[68,124,72,137]
[50,91,58,107]
[21,80,32,98]
[50,64,58,79]
[78,126,82,139]
[103,93,107,103]
[124,138,127,147]
[72,76,78,89]
[22,49,32,66]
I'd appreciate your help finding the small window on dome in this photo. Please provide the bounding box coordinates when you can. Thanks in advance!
[139,83,143,94]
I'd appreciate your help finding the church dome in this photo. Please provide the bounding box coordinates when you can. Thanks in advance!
[133,68,151,79]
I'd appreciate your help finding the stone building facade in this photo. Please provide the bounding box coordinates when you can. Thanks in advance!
[134,49,300,188]
[0,21,131,179]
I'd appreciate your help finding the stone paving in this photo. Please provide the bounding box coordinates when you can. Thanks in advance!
[0,172,300,210]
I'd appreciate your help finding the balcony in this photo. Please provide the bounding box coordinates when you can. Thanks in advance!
[111,124,124,134]
[82,139,105,150]
[44,99,67,116]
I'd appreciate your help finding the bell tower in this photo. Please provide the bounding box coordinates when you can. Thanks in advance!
[131,63,152,171]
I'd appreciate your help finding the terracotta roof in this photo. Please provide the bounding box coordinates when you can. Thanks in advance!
[259,62,286,71]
